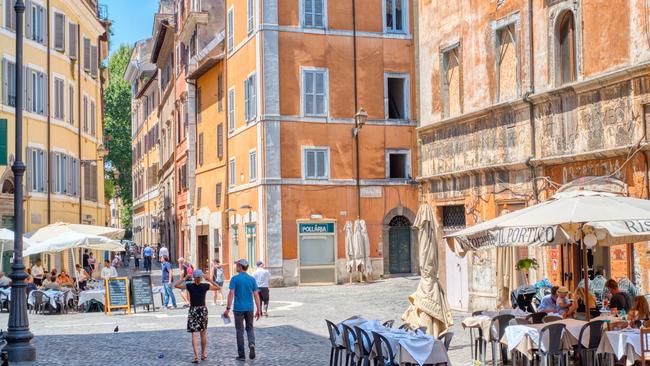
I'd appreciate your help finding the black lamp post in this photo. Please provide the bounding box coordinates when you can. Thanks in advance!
[3,0,36,361]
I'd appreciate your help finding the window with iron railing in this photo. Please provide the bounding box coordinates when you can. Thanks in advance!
[442,205,466,232]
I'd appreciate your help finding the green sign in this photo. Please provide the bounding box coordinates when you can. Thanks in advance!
[299,223,334,234]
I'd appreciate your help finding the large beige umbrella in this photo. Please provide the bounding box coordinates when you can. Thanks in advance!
[402,203,453,337]
[26,222,125,243]
[354,219,372,277]
[344,221,356,273]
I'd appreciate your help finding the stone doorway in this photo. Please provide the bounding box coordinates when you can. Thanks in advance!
[388,216,412,274]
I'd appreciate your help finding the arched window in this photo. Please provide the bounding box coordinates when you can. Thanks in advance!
[558,11,576,84]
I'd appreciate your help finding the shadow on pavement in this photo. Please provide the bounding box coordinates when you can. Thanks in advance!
[31,324,329,366]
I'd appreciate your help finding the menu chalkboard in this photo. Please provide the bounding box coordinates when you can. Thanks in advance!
[105,277,131,315]
[131,275,154,312]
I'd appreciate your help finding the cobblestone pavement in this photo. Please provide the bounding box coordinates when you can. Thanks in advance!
[0,275,473,365]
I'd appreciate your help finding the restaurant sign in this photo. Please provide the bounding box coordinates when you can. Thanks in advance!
[299,223,335,234]
[455,225,559,251]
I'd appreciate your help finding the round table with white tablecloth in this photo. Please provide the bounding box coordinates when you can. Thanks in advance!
[597,329,641,366]
[78,288,106,306]
[501,319,586,360]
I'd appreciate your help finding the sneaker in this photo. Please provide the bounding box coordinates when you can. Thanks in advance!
[249,346,256,360]
[235,356,246,362]
[167,305,173,309]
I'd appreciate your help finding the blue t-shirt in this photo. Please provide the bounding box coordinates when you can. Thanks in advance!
[229,272,259,312]
[161,262,173,283]
[143,247,153,256]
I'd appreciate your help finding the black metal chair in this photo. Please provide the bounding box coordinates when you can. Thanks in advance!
[372,331,396,366]
[30,290,52,315]
[325,320,345,366]
[341,323,358,366]
[438,331,453,351]
[382,320,394,328]
[526,311,547,324]
[488,314,514,366]
[577,320,605,366]
[543,315,562,323]
[469,310,486,361]
[353,326,373,366]
[536,323,569,366]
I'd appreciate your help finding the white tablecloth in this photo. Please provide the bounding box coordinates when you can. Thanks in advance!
[597,329,640,365]
[28,289,72,310]
[0,287,11,300]
[78,289,106,306]
[502,319,581,359]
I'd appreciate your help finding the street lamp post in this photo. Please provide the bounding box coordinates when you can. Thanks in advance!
[353,108,368,219]
[3,0,36,361]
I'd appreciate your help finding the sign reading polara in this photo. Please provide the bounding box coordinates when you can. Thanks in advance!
[299,223,335,234]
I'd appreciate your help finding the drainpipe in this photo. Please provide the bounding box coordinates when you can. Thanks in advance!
[46,0,51,223]
[524,0,538,203]
[78,25,82,223]
[352,0,361,219]
[223,0,231,278]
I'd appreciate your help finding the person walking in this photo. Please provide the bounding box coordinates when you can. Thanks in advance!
[159,245,169,263]
[178,257,193,306]
[223,259,262,361]
[88,252,96,277]
[82,249,91,277]
[211,259,225,306]
[143,245,153,272]
[133,246,141,270]
[162,256,177,309]
[253,261,270,317]
[31,259,44,286]
[175,269,221,363]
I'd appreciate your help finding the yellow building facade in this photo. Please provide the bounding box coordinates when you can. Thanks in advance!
[0,0,109,272]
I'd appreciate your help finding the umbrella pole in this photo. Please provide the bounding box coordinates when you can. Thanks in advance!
[581,229,590,321]
[71,248,79,291]
[1,242,4,273]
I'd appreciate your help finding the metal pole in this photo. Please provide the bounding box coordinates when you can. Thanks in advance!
[581,226,591,321]
[352,0,361,220]
[3,0,36,361]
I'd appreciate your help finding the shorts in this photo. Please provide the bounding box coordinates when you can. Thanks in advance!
[216,280,224,288]
[259,287,270,304]
[187,306,208,333]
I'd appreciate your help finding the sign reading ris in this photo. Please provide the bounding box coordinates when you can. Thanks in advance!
[299,223,335,234]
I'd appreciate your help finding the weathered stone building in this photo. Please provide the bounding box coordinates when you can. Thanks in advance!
[417,0,650,311]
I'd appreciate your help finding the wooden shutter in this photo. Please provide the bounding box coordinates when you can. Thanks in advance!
[215,183,222,207]
[0,119,7,165]
[25,67,32,112]
[25,147,32,192]
[250,74,256,119]
[83,38,90,72]
[315,71,325,115]
[90,100,96,135]
[41,72,47,115]
[217,123,223,159]
[54,13,65,51]
[197,187,202,208]
[303,71,314,115]
[68,23,77,59]
[244,78,249,121]
[50,152,57,192]
[90,45,98,78]
[5,0,16,32]
[2,59,7,106]
[198,133,204,165]
[24,0,32,40]
[304,0,313,27]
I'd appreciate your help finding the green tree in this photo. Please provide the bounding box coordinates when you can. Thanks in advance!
[104,44,133,228]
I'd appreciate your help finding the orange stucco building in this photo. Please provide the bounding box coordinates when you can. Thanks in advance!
[184,0,419,285]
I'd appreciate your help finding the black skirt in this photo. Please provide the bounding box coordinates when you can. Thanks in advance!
[187,306,208,333]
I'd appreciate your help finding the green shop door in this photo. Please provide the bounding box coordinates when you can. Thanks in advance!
[388,216,412,274]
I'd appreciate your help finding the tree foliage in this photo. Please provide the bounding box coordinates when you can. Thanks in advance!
[104,44,133,227]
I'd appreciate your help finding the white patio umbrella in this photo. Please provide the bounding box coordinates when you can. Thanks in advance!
[26,222,125,243]
[446,189,650,320]
[0,228,36,272]
[344,221,355,274]
[23,232,124,256]
[402,203,453,337]
[355,219,372,277]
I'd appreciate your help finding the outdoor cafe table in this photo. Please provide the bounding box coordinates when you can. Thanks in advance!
[338,318,451,365]
[596,328,641,366]
[501,318,586,360]
[28,289,73,310]
[462,309,530,341]
[78,288,106,305]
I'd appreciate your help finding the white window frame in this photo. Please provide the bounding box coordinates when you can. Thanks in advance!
[300,0,326,29]
[2,57,16,108]
[249,149,256,182]
[52,75,65,121]
[382,0,409,34]
[301,67,329,117]
[52,11,65,52]
[227,7,234,51]
[229,157,236,187]
[228,87,235,132]
[244,72,256,123]
[384,72,410,120]
[247,0,254,34]
[28,2,46,44]
[385,149,411,180]
[302,146,330,180]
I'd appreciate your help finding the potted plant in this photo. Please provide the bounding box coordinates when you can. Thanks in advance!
[516,258,539,285]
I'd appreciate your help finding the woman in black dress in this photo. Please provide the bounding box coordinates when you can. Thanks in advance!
[175,269,221,363]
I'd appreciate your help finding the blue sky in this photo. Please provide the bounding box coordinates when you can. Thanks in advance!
[102,0,159,53]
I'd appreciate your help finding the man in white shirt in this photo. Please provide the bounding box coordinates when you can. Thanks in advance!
[101,260,118,280]
[0,272,11,287]
[253,261,271,317]
[31,259,44,286]
[158,245,169,263]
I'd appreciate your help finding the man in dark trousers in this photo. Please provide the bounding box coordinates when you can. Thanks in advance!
[82,249,91,276]
[223,259,262,361]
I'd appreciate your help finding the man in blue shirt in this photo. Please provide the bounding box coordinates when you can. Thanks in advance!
[143,245,153,272]
[539,286,570,315]
[223,259,262,361]
[161,256,177,309]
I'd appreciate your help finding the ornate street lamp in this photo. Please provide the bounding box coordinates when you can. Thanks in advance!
[353,108,367,219]
[3,0,36,361]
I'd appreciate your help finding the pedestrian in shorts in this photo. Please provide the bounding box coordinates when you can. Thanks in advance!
[253,261,270,317]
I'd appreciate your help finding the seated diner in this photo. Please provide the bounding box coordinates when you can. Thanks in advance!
[628,295,650,322]
[566,286,596,319]
[538,286,571,315]
[605,279,632,314]
[57,271,74,287]
[42,275,61,290]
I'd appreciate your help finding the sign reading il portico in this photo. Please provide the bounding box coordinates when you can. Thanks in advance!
[456,225,558,251]
[299,223,335,234]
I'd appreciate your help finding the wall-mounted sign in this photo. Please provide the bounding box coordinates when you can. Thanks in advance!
[360,186,382,198]
[299,223,335,234]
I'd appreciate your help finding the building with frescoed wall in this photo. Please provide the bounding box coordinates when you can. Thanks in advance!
[0,0,109,274]
[417,0,650,311]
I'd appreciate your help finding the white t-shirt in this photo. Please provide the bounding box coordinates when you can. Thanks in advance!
[159,247,169,259]
[31,265,44,279]
[253,268,270,288]
[101,266,118,279]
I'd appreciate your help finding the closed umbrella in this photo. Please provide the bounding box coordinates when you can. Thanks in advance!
[402,203,453,337]
[446,189,650,320]
[356,220,372,277]
[344,221,355,274]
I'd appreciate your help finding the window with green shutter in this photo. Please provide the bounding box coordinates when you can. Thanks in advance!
[0,119,7,165]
